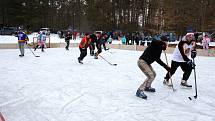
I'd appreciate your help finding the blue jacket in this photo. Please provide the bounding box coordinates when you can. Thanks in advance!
[17,32,28,43]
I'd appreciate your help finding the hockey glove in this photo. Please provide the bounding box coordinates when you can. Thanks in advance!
[191,50,197,59]
[187,59,195,69]
[187,59,193,67]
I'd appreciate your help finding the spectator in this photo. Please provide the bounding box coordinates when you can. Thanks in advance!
[202,34,210,50]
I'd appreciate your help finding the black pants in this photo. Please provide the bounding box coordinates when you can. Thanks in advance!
[126,38,129,45]
[34,44,44,51]
[135,40,139,45]
[78,48,87,60]
[89,42,95,55]
[102,43,107,50]
[65,40,70,49]
[165,60,192,81]
[95,43,102,55]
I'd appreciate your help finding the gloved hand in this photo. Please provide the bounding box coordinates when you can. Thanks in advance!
[187,59,193,67]
[191,50,197,58]
[187,59,195,68]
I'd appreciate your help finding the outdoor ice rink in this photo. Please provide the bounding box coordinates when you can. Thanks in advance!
[0,47,215,121]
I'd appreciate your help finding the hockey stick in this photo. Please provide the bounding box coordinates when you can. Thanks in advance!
[26,44,40,57]
[163,51,176,92]
[98,55,117,66]
[188,58,197,100]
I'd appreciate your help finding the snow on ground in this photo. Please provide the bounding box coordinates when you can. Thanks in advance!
[0,33,80,44]
[0,33,122,44]
[2,34,215,46]
[0,47,215,121]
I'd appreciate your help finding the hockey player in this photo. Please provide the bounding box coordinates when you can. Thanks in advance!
[163,33,196,87]
[136,36,170,99]
[89,33,97,56]
[34,31,46,52]
[94,32,111,59]
[17,30,29,57]
[65,31,73,50]
[78,33,91,64]
[94,33,103,59]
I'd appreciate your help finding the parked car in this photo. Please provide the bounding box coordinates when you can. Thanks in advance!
[95,31,103,34]
[161,32,177,42]
[50,28,58,34]
[0,27,18,35]
[57,30,67,38]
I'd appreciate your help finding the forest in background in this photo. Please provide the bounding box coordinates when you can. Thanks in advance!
[0,0,214,35]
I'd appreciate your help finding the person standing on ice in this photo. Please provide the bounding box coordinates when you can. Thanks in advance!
[202,34,210,55]
[17,30,29,57]
[94,33,103,59]
[34,31,46,52]
[73,31,78,40]
[78,33,91,64]
[94,32,110,59]
[65,30,73,50]
[136,36,170,99]
[163,33,196,87]
[202,34,210,50]
[89,32,97,56]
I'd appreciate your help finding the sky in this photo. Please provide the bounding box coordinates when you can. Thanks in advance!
[0,42,215,121]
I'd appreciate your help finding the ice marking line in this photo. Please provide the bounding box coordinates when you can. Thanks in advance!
[0,97,25,107]
[61,94,84,113]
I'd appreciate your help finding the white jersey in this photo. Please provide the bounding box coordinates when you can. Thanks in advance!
[38,34,46,42]
[172,43,192,62]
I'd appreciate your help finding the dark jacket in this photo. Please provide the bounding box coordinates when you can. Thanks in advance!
[90,34,97,43]
[65,31,72,41]
[139,40,168,68]
[178,40,190,61]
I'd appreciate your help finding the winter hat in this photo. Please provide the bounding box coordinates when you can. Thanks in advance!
[186,32,194,36]
[183,32,195,42]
